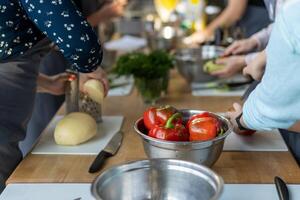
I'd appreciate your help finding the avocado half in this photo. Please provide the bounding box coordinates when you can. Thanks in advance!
[203,60,225,73]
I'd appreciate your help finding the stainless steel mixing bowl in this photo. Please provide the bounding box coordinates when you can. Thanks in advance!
[134,109,232,167]
[146,26,178,51]
[101,48,117,72]
[91,159,224,200]
[175,45,225,83]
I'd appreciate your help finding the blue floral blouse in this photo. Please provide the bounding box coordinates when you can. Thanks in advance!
[0,0,102,73]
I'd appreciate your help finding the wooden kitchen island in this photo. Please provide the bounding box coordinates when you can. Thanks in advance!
[7,71,300,185]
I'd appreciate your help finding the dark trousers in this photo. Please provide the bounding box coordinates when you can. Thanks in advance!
[0,143,22,192]
[0,39,50,192]
[20,50,66,156]
[280,129,300,165]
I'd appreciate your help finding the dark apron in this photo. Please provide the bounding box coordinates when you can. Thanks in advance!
[0,38,51,192]
[237,5,271,38]
[19,49,67,155]
[0,39,50,143]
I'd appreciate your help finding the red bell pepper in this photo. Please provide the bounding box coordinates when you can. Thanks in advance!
[235,130,256,136]
[143,105,178,130]
[148,113,189,141]
[187,112,212,128]
[188,116,220,141]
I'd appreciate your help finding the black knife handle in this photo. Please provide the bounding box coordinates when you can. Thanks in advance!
[274,176,290,200]
[89,151,112,174]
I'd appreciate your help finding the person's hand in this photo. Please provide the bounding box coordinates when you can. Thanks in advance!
[225,103,244,134]
[44,73,69,95]
[222,37,259,57]
[210,55,246,78]
[100,0,127,19]
[243,51,266,81]
[80,67,109,96]
[183,29,213,45]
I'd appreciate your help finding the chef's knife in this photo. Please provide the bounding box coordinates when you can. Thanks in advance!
[88,131,123,173]
[275,176,290,200]
[192,80,253,90]
[241,80,260,101]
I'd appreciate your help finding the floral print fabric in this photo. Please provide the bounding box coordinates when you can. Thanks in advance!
[0,0,102,73]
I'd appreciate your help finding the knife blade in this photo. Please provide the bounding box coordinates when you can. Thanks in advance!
[241,80,260,101]
[192,80,252,91]
[274,176,290,200]
[110,82,130,89]
[88,131,123,173]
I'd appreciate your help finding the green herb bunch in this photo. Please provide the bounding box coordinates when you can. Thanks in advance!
[114,50,174,79]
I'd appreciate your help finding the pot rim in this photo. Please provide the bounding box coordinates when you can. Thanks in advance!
[91,158,224,200]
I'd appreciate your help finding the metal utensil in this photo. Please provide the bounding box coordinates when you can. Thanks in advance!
[193,80,253,91]
[275,176,290,200]
[241,80,260,101]
[110,82,130,89]
[65,71,79,114]
[88,131,123,173]
[134,109,232,167]
[91,159,224,200]
[175,46,224,83]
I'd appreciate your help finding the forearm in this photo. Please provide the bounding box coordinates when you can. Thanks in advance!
[289,121,300,133]
[87,10,108,27]
[240,111,300,133]
[243,1,300,131]
[20,0,102,73]
[37,74,52,93]
[245,50,266,66]
[243,83,296,131]
[206,0,247,33]
[250,24,273,50]
[245,52,258,65]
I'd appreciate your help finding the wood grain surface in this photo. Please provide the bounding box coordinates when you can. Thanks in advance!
[7,71,300,184]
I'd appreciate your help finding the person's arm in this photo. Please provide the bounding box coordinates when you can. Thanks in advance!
[244,52,258,65]
[37,73,69,95]
[184,0,248,44]
[205,0,248,35]
[210,55,246,78]
[87,0,127,27]
[20,0,102,73]
[242,3,300,131]
[222,24,273,57]
[250,24,273,50]
[243,50,266,80]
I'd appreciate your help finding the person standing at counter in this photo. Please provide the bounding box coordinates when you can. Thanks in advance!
[0,0,108,192]
[184,0,270,44]
[226,0,300,153]
[20,0,127,156]
[211,0,283,78]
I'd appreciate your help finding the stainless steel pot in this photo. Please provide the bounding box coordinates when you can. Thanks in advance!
[101,48,117,72]
[134,110,232,167]
[175,45,224,83]
[146,26,178,51]
[91,159,224,200]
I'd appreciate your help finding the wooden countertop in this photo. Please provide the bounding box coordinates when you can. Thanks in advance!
[7,71,300,184]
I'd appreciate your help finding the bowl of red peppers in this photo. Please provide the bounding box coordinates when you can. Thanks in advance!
[134,105,233,167]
